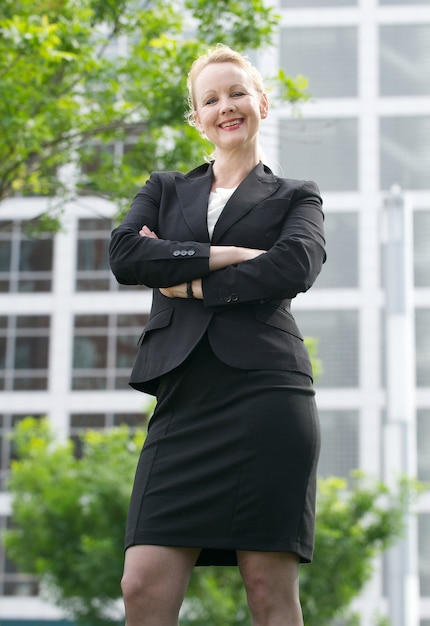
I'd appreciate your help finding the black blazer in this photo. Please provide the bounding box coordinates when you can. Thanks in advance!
[109,161,326,395]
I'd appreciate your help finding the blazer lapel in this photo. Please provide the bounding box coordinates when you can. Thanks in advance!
[211,162,281,242]
[175,163,213,242]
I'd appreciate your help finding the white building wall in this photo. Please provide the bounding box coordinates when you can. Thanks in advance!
[1,0,430,624]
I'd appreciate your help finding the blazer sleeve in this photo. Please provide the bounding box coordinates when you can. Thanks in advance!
[109,172,211,288]
[202,180,326,307]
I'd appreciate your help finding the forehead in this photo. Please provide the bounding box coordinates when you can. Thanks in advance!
[194,62,252,95]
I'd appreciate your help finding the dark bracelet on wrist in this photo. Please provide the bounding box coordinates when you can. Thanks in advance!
[186,281,195,299]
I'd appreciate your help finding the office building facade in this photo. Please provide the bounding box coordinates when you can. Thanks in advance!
[1,0,429,623]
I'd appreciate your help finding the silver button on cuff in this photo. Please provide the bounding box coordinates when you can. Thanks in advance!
[224,293,239,303]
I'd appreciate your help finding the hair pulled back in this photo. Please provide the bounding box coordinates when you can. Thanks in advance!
[186,44,266,128]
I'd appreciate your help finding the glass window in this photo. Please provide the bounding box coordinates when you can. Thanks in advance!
[76,218,143,292]
[0,316,50,391]
[280,118,358,192]
[280,27,357,98]
[70,412,150,456]
[417,410,430,483]
[0,516,39,597]
[0,414,43,492]
[414,211,430,287]
[380,24,430,96]
[72,313,149,390]
[318,410,359,478]
[416,309,430,387]
[294,309,359,387]
[380,0,430,4]
[380,116,430,190]
[0,221,53,292]
[419,514,430,596]
[314,212,358,288]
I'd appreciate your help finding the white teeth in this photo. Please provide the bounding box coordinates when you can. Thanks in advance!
[221,119,241,128]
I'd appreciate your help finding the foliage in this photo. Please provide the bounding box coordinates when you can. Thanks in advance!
[4,418,420,625]
[185,473,419,626]
[4,417,145,625]
[300,472,421,624]
[275,69,311,107]
[0,0,308,229]
[304,336,323,382]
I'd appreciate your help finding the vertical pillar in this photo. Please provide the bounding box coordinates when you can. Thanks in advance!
[382,185,419,626]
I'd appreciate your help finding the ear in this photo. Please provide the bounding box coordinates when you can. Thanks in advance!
[193,111,203,132]
[260,93,269,119]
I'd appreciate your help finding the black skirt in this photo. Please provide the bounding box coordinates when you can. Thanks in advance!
[125,333,321,565]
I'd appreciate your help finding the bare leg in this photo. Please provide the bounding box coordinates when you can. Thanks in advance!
[121,545,200,626]
[237,550,303,626]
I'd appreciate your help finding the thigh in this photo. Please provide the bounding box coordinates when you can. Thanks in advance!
[237,550,301,595]
[123,545,200,598]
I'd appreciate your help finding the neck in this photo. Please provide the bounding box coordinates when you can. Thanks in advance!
[211,148,260,190]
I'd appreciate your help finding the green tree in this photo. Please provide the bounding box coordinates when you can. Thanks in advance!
[4,417,145,625]
[0,0,307,228]
[4,417,419,625]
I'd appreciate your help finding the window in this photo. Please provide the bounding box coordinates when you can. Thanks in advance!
[0,316,50,391]
[281,27,358,98]
[0,414,42,492]
[417,410,430,483]
[0,516,39,597]
[419,514,430,596]
[294,310,359,387]
[313,212,358,288]
[380,24,430,96]
[380,0,430,4]
[280,118,358,192]
[416,309,430,388]
[76,218,143,291]
[70,412,150,456]
[380,116,430,190]
[318,410,359,477]
[72,313,149,390]
[0,221,53,292]
[414,211,430,287]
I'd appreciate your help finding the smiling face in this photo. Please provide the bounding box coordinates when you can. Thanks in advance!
[192,62,268,155]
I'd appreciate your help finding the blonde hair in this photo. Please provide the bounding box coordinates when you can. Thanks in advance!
[186,44,266,128]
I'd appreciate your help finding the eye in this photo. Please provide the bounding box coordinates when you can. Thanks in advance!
[231,91,245,97]
[205,97,217,106]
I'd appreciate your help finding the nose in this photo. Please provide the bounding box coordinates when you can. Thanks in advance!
[219,97,236,114]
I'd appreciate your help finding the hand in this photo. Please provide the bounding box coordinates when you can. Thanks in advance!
[209,245,266,270]
[159,284,186,298]
[160,279,203,299]
[139,225,158,239]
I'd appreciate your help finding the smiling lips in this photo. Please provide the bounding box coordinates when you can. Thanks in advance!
[219,118,243,129]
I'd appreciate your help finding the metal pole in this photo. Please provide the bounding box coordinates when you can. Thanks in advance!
[381,185,419,626]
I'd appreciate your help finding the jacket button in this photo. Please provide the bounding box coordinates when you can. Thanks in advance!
[223,293,239,303]
[180,250,187,256]
[187,250,195,256]
[173,250,180,256]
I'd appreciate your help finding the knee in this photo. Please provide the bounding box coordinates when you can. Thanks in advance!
[243,573,275,618]
[243,571,302,624]
[121,570,159,609]
[121,571,142,606]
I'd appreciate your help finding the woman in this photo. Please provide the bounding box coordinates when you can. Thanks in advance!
[109,44,326,626]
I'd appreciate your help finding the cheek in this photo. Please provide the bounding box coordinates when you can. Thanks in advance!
[197,111,215,131]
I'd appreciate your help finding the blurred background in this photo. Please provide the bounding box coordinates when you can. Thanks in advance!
[0,0,429,624]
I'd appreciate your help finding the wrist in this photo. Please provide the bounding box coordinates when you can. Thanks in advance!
[186,281,195,299]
